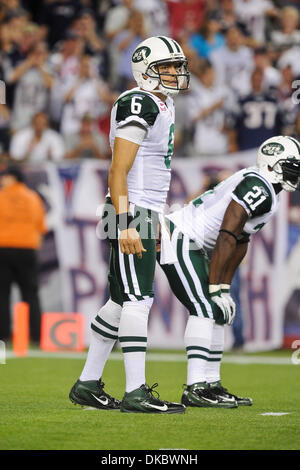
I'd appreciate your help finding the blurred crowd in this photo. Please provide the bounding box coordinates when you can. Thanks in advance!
[1,0,300,163]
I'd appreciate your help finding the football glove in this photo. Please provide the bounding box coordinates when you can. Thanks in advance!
[209,284,235,325]
[220,284,236,326]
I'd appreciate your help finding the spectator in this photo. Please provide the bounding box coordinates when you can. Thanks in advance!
[233,0,279,43]
[0,0,23,22]
[214,0,241,34]
[0,165,47,343]
[210,25,254,96]
[166,0,206,41]
[276,42,300,77]
[270,6,300,49]
[276,64,299,136]
[172,44,202,156]
[187,61,234,156]
[1,21,42,108]
[0,8,29,54]
[229,67,282,151]
[114,9,148,91]
[189,13,225,60]
[277,64,295,101]
[70,8,108,79]
[134,0,169,37]
[0,103,11,157]
[60,54,116,136]
[104,0,135,42]
[71,8,105,55]
[48,30,82,127]
[8,40,54,132]
[9,112,65,162]
[38,0,81,48]
[104,0,136,88]
[253,46,281,91]
[64,114,109,160]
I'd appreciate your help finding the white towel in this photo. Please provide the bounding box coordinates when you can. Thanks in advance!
[158,214,178,265]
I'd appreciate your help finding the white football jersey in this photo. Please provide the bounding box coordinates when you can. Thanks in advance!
[210,45,254,96]
[108,87,175,213]
[188,80,232,155]
[167,167,279,253]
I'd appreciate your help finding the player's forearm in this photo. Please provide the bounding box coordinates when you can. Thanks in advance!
[221,242,248,285]
[209,232,237,285]
[108,167,130,215]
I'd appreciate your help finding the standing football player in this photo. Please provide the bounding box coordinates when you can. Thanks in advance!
[69,36,190,413]
[158,135,300,408]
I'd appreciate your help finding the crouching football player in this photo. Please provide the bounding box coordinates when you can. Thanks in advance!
[158,136,300,408]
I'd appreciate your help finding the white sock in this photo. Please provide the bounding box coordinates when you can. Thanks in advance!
[206,323,224,385]
[184,316,214,385]
[118,301,150,393]
[80,299,122,382]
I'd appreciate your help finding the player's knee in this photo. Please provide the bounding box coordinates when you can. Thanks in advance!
[122,296,153,315]
[91,298,122,341]
[184,316,215,346]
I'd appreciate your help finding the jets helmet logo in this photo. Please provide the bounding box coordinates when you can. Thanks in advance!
[261,142,284,156]
[132,46,151,63]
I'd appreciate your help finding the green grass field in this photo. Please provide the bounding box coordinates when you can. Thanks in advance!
[1,349,299,450]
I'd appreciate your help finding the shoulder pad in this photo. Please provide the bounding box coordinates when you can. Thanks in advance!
[116,92,159,127]
[233,174,273,217]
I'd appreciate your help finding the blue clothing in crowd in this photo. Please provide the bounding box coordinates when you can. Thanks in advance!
[189,33,225,59]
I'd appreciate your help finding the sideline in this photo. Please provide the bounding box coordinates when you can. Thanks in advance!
[5,350,294,365]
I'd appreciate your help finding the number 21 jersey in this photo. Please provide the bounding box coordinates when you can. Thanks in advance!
[167,167,279,253]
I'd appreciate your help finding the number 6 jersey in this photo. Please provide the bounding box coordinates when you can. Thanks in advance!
[167,167,279,253]
[108,87,175,213]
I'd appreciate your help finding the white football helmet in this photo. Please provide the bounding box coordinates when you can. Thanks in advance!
[131,36,190,97]
[257,136,300,192]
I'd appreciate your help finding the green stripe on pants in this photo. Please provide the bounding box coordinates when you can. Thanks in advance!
[102,199,159,304]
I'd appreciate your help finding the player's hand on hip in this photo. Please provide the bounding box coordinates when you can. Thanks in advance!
[119,228,147,259]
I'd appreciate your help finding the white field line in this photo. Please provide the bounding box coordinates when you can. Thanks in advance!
[4,350,295,365]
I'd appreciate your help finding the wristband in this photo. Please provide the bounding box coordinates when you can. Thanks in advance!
[220,283,231,293]
[209,284,221,297]
[116,212,134,231]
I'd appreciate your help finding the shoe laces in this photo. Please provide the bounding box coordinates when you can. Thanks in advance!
[213,385,236,399]
[144,383,160,399]
[183,383,213,399]
[193,386,216,400]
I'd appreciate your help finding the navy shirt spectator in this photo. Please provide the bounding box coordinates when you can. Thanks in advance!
[229,67,282,150]
[38,0,81,48]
